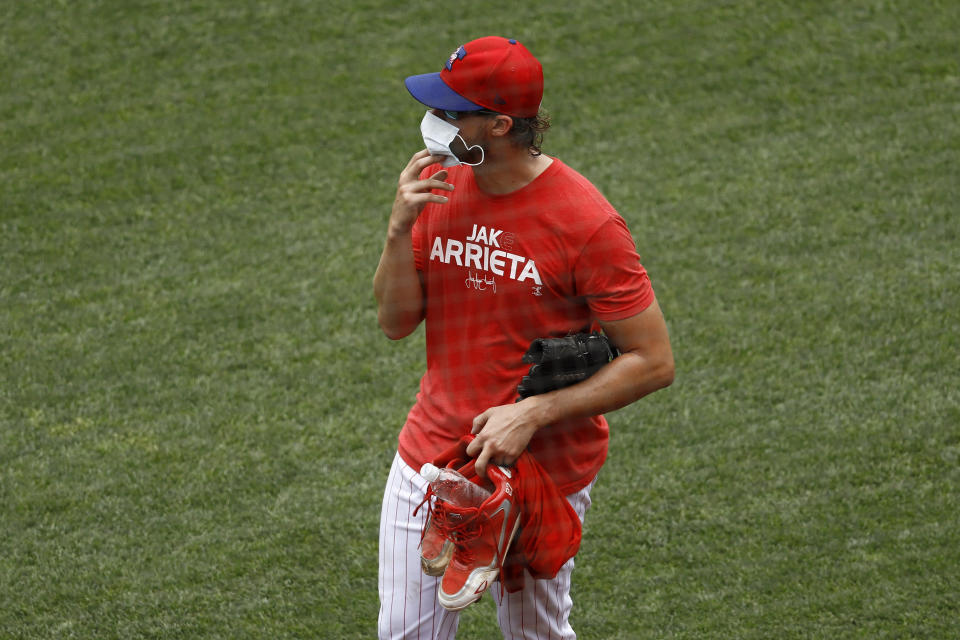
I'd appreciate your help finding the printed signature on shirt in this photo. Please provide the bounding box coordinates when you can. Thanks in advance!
[465,271,497,293]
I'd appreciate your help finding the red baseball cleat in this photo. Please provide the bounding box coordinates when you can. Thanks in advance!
[438,465,521,611]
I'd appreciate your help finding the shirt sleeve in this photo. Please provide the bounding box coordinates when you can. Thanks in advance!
[575,216,655,322]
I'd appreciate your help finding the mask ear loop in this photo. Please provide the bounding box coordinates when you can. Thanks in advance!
[456,135,485,167]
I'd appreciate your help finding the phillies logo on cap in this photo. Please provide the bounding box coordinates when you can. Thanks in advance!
[446,46,467,71]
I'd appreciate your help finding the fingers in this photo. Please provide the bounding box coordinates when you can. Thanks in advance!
[473,446,493,481]
[419,173,454,195]
[467,413,490,478]
[396,177,452,210]
[468,410,518,480]
[402,150,447,181]
[397,152,454,204]
[391,154,454,231]
[472,443,516,481]
[471,410,488,435]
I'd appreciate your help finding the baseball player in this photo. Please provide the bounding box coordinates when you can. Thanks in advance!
[373,36,674,639]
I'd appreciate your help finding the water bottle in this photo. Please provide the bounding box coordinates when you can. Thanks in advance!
[420,463,491,507]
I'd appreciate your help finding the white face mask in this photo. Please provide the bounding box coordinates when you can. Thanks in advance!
[419,111,485,167]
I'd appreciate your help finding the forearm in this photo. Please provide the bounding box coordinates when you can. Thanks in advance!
[373,229,424,340]
[524,347,674,428]
[374,151,452,339]
[467,341,673,476]
[467,301,674,475]
[529,302,675,428]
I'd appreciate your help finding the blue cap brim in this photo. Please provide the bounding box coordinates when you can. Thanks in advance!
[404,72,483,111]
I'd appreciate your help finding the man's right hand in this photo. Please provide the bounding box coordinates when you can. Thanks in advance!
[374,151,451,339]
[389,150,454,236]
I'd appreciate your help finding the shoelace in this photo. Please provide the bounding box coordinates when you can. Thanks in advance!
[414,489,483,560]
[442,510,483,563]
[413,488,438,546]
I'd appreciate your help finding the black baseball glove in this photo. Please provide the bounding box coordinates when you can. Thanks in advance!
[516,332,619,399]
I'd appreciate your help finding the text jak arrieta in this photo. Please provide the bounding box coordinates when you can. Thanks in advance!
[429,224,542,286]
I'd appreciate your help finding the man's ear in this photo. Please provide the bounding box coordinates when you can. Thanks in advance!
[489,115,514,138]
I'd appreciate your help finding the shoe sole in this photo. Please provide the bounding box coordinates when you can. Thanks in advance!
[421,539,453,577]
[437,516,521,611]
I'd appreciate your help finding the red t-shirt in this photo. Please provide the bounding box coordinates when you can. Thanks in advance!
[398,158,654,494]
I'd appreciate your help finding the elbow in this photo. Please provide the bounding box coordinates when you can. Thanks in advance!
[377,311,418,341]
[657,354,675,390]
[378,319,409,341]
[658,360,675,390]
[622,350,674,400]
[380,325,413,341]
[646,352,675,392]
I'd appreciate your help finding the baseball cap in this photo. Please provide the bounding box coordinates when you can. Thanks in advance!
[404,36,543,118]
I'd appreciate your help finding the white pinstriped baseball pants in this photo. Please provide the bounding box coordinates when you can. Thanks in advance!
[378,453,594,640]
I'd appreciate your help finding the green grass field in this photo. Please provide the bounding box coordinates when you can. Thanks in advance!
[2,1,958,638]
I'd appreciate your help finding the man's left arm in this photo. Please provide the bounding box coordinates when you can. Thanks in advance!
[467,298,675,478]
